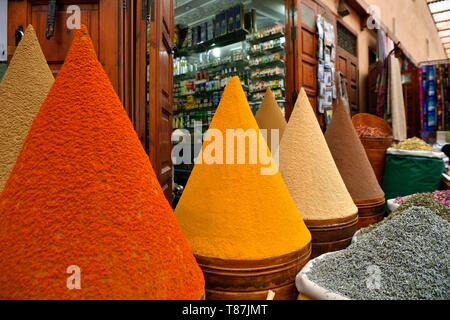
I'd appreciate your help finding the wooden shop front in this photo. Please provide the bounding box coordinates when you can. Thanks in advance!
[6,0,384,200]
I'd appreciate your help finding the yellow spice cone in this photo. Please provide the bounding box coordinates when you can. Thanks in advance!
[0,25,54,191]
[279,89,357,222]
[255,88,287,151]
[175,77,311,260]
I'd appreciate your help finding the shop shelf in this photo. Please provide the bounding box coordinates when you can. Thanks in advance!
[249,86,285,94]
[248,32,285,45]
[250,59,285,69]
[173,73,196,81]
[251,73,285,81]
[174,106,218,115]
[248,99,285,105]
[174,92,196,98]
[174,29,249,58]
[196,59,249,72]
[249,45,285,57]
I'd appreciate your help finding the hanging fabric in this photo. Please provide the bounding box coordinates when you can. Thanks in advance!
[388,54,407,141]
[375,30,387,118]
[419,60,450,133]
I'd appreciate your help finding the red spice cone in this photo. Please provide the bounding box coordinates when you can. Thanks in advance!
[0,26,204,300]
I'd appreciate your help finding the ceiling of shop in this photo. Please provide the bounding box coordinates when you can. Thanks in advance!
[174,0,285,27]
[427,0,450,58]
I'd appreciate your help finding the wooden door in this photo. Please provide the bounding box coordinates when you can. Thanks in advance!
[336,47,359,115]
[148,0,174,200]
[287,0,325,126]
[7,0,120,93]
[336,21,359,115]
[121,0,148,147]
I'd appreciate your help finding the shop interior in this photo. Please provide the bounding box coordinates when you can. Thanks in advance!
[172,0,286,186]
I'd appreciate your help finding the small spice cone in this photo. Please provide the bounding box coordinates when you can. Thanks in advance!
[255,88,287,152]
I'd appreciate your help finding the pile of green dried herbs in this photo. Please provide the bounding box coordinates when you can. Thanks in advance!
[394,193,450,222]
[306,206,450,300]
[358,192,450,238]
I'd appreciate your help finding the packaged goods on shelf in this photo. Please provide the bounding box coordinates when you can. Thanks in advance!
[251,24,284,40]
[249,52,284,66]
[174,57,196,76]
[250,38,285,54]
[251,89,283,102]
[248,25,286,109]
[250,79,284,93]
[252,66,284,78]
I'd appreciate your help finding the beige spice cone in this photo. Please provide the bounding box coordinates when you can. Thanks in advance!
[0,25,54,191]
[279,88,357,222]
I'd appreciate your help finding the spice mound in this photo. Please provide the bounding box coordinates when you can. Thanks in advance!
[255,87,287,151]
[306,206,450,300]
[0,26,204,300]
[279,89,357,221]
[393,191,450,222]
[325,100,384,203]
[354,125,390,138]
[0,25,54,191]
[393,137,437,151]
[175,76,311,261]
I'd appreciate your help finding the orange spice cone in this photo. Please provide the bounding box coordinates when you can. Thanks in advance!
[255,88,287,151]
[0,25,54,191]
[0,26,204,300]
[279,89,358,257]
[175,77,311,300]
[325,99,385,227]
